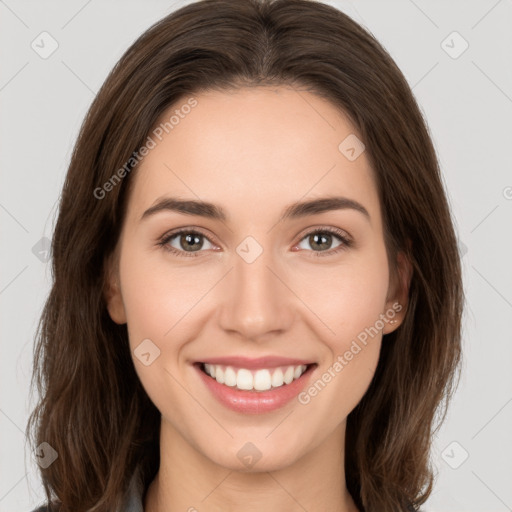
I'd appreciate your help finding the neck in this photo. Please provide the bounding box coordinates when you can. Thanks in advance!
[144,417,359,512]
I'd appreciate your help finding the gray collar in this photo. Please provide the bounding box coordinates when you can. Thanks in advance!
[119,465,145,512]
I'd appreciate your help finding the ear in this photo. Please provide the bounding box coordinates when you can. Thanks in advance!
[103,249,127,325]
[383,250,412,335]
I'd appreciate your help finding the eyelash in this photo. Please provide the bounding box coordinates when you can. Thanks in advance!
[157,226,352,258]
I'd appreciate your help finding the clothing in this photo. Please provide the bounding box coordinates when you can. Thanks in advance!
[120,464,145,512]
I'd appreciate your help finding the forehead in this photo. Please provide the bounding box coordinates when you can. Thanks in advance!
[127,86,380,224]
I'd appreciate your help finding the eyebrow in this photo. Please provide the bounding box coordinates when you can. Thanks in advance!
[140,196,370,223]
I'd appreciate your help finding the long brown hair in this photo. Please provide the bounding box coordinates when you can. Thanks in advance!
[26,1,463,510]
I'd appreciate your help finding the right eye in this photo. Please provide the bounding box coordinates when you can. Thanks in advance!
[158,228,216,257]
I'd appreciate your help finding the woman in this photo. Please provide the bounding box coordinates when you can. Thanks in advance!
[27,0,463,511]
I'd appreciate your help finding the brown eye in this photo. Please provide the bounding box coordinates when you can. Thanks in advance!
[159,229,215,257]
[177,232,205,252]
[296,228,352,256]
[308,232,335,251]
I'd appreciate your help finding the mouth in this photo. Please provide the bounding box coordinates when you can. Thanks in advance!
[197,361,315,391]
[193,360,317,414]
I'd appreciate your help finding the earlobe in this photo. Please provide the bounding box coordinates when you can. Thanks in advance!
[383,250,412,334]
[103,254,127,325]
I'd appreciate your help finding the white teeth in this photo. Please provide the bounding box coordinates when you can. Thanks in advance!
[204,363,215,378]
[293,365,304,379]
[202,363,309,392]
[254,369,272,391]
[224,366,237,387]
[271,368,284,387]
[283,366,294,384]
[215,366,225,384]
[236,369,253,390]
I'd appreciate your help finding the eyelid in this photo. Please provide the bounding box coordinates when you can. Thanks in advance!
[295,225,352,245]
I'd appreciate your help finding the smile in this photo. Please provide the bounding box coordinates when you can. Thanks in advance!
[201,363,309,391]
[194,359,317,414]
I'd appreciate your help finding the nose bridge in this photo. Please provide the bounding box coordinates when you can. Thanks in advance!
[217,235,293,340]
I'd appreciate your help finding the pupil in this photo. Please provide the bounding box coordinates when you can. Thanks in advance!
[182,233,202,251]
[311,233,331,250]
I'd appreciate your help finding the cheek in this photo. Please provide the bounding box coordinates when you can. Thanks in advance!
[117,243,204,412]
[294,249,389,408]
[296,248,390,342]
[118,242,211,349]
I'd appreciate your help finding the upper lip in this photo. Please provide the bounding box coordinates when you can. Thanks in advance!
[196,356,315,369]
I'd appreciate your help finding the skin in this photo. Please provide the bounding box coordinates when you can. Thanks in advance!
[105,86,411,512]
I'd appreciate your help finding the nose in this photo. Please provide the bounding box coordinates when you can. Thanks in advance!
[217,242,295,343]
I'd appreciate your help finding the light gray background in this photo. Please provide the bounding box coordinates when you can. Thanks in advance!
[1,1,511,511]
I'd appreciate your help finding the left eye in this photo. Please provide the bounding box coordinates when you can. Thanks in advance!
[296,229,347,253]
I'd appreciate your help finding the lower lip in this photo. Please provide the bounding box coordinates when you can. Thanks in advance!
[195,363,316,414]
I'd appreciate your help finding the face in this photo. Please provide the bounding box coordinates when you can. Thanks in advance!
[105,86,408,472]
